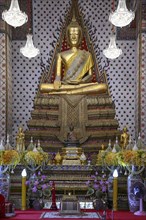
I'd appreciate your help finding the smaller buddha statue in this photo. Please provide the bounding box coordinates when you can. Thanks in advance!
[120,126,129,150]
[67,124,77,143]
[99,144,106,156]
[16,127,25,152]
[100,144,105,152]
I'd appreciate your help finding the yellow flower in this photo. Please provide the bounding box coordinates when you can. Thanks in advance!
[24,151,48,166]
[117,150,146,166]
[0,150,20,166]
[96,151,106,165]
[104,152,118,166]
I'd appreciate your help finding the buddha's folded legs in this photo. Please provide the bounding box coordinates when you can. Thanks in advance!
[40,83,107,95]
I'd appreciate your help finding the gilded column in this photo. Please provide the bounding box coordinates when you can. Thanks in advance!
[135,0,146,145]
[0,0,12,142]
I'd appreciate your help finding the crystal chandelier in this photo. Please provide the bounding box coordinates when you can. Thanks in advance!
[109,0,135,27]
[103,35,122,59]
[20,34,40,59]
[2,0,28,28]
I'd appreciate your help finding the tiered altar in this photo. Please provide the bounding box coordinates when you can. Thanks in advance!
[3,0,135,212]
[24,0,121,152]
[9,0,123,209]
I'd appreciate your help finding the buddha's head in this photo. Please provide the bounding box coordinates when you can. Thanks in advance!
[66,16,82,48]
[123,126,128,132]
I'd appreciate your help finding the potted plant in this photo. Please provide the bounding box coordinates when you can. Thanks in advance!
[86,171,108,210]
[26,171,51,210]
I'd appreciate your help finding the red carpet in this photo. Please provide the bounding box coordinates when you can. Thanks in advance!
[1,209,146,220]
[41,211,99,218]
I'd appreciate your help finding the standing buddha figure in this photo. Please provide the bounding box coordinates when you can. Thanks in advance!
[120,126,130,150]
[40,14,107,95]
[16,127,25,152]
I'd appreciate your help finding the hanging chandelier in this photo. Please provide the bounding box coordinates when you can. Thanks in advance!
[20,34,40,59]
[2,0,28,28]
[103,35,122,59]
[109,0,135,27]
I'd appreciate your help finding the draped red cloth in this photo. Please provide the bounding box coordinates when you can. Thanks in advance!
[1,210,146,220]
[50,181,57,210]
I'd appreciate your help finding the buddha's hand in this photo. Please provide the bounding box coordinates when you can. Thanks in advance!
[54,78,61,90]
[67,80,80,85]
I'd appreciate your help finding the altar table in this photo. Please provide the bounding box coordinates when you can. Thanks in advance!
[1,209,146,220]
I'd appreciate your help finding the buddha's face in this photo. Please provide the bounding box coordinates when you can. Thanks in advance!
[68,27,80,47]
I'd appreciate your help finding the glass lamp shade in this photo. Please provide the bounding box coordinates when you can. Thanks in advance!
[2,0,28,28]
[109,0,135,27]
[20,34,40,59]
[103,35,122,59]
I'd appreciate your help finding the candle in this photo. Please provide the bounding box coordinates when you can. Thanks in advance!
[113,169,118,211]
[21,169,27,210]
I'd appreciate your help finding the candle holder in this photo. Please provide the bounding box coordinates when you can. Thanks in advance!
[113,169,118,211]
[21,169,27,210]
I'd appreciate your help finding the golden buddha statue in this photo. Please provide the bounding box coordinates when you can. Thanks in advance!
[67,124,77,143]
[120,126,130,150]
[40,15,107,95]
[16,127,25,152]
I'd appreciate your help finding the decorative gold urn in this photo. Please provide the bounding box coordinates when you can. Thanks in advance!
[55,152,62,165]
[62,147,82,165]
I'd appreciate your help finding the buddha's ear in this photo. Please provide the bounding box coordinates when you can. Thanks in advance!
[78,28,83,46]
[66,27,71,47]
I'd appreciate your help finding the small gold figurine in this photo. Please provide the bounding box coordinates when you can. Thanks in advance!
[16,127,25,152]
[120,126,129,150]
[67,124,77,142]
[101,144,105,151]
[40,13,107,95]
[55,152,62,165]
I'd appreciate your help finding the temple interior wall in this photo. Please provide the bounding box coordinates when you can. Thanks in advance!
[11,0,137,146]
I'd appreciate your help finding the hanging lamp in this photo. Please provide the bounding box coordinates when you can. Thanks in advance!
[103,0,122,59]
[109,0,135,27]
[2,0,28,28]
[20,0,40,59]
[20,34,40,59]
[103,34,122,59]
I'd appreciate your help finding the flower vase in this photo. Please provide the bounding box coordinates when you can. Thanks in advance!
[93,192,107,210]
[0,166,10,202]
[32,198,44,210]
[93,198,105,210]
[127,166,143,212]
[107,167,114,209]
[29,198,35,208]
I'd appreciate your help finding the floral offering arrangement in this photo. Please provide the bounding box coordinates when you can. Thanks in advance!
[23,150,48,166]
[86,171,108,198]
[0,150,20,166]
[97,151,118,166]
[26,171,51,198]
[117,150,146,167]
[97,149,146,167]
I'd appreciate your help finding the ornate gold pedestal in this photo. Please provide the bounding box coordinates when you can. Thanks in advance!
[60,195,81,215]
[25,94,120,153]
[62,146,82,165]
